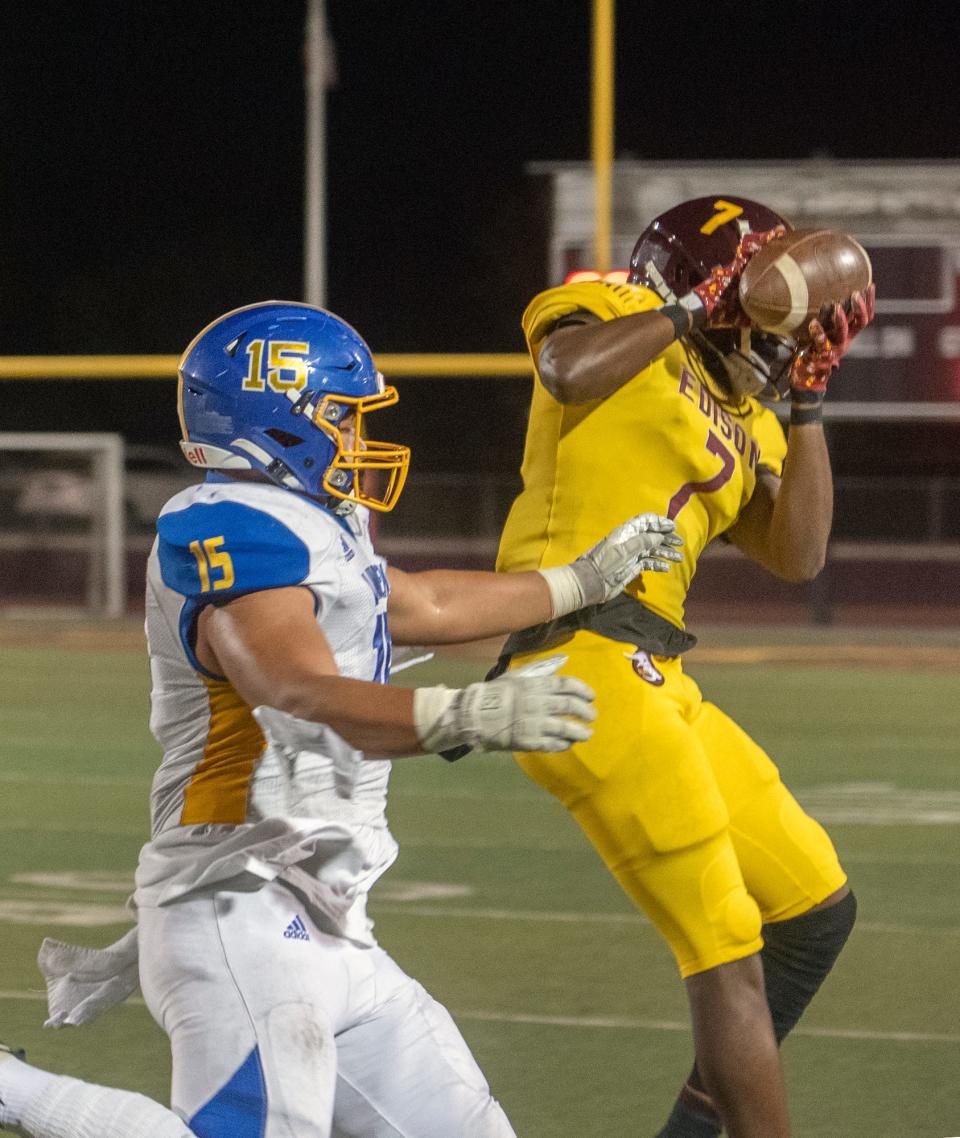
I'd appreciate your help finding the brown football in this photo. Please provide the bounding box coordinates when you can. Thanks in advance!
[738,229,872,341]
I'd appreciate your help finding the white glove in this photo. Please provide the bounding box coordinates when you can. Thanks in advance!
[413,655,596,755]
[538,513,683,617]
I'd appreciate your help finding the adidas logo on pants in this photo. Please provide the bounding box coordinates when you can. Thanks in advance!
[283,915,310,941]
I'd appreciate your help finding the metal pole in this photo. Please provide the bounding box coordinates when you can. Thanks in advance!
[95,436,127,619]
[304,0,327,306]
[592,0,615,272]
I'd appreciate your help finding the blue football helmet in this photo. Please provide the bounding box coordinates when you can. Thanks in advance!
[178,301,410,512]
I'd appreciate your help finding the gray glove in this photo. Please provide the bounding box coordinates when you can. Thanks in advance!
[539,512,683,616]
[414,655,596,755]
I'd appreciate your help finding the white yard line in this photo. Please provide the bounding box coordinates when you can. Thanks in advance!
[372,904,960,937]
[856,921,960,937]
[0,989,149,1013]
[0,990,58,1003]
[398,836,580,851]
[1,893,956,938]
[0,892,955,938]
[396,840,960,861]
[457,1009,960,1045]
[0,770,150,787]
[840,851,960,866]
[762,737,959,751]
[374,904,643,924]
[0,823,146,837]
[1,990,955,1045]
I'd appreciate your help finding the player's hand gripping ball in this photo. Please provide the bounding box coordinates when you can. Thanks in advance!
[692,225,787,327]
[790,285,876,394]
[738,229,873,341]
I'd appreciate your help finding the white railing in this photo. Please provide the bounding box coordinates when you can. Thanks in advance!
[1,392,959,618]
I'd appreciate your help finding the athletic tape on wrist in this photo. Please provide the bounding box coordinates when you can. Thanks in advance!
[413,685,459,752]
[537,565,586,618]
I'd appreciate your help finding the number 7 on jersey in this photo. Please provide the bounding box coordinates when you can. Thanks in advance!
[667,431,736,519]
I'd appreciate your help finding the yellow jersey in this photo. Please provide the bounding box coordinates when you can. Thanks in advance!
[497,280,787,630]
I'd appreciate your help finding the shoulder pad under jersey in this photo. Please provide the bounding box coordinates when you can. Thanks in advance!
[522,280,662,350]
[156,498,312,602]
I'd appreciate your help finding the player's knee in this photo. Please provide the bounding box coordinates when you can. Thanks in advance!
[700,845,763,947]
[674,888,764,980]
[721,889,763,946]
[653,844,764,977]
[764,889,857,961]
[760,890,857,1041]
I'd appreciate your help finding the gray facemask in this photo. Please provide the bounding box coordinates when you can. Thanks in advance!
[702,328,797,401]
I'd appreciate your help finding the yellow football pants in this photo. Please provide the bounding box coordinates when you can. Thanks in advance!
[513,633,847,978]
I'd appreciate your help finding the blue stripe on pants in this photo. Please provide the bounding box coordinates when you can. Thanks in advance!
[189,1047,267,1138]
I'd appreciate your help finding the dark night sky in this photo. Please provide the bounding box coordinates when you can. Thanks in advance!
[1,2,957,462]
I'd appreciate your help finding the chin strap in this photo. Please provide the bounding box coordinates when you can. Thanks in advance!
[265,457,306,491]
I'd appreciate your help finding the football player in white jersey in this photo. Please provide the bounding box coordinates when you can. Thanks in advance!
[36,301,682,1138]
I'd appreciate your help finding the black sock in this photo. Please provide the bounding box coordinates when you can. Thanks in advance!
[653,1080,723,1138]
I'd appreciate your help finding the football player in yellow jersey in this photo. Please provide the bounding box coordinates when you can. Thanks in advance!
[496,196,876,1138]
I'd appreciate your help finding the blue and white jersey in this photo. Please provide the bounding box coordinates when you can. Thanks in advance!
[135,477,397,946]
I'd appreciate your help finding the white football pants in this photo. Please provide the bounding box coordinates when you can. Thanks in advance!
[138,880,516,1138]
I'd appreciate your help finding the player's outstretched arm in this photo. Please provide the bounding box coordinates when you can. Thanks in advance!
[196,588,595,757]
[727,288,874,581]
[386,512,682,646]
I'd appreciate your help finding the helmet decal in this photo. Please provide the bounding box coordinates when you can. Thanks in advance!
[629,196,791,298]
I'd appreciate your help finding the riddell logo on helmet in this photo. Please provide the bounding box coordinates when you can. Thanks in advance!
[183,445,208,466]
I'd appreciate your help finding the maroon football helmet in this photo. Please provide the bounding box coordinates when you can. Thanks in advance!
[629,196,796,400]
[628,195,790,297]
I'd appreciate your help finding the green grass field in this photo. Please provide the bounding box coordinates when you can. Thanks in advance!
[1,624,959,1137]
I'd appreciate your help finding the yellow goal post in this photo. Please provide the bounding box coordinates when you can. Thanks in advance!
[0,354,534,380]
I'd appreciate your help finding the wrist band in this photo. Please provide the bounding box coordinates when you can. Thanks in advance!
[658,304,692,341]
[790,389,824,425]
